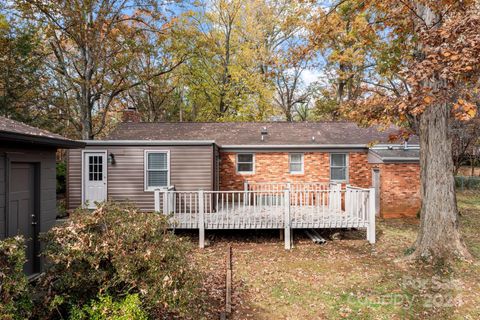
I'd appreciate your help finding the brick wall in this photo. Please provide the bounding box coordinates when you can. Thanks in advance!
[219,151,371,190]
[348,152,372,188]
[219,151,421,219]
[376,163,421,218]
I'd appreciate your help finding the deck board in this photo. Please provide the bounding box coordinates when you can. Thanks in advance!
[166,204,368,229]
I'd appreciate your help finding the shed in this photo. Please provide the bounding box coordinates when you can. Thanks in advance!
[0,116,84,275]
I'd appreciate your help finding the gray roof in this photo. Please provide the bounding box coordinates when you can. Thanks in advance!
[105,122,418,147]
[369,148,420,163]
[0,116,84,148]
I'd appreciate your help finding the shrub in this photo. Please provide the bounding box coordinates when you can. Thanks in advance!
[0,236,33,319]
[56,161,66,195]
[39,202,203,318]
[69,294,147,320]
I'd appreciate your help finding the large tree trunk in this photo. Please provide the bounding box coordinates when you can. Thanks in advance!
[412,104,471,261]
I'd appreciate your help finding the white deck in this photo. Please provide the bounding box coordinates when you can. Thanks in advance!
[167,205,368,229]
[154,183,376,249]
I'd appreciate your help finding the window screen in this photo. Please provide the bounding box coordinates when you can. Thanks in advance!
[146,152,168,189]
[289,153,303,173]
[237,153,254,173]
[330,154,348,181]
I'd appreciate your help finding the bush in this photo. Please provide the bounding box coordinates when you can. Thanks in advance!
[69,294,147,320]
[56,161,66,195]
[39,202,203,318]
[0,236,33,319]
[455,176,480,190]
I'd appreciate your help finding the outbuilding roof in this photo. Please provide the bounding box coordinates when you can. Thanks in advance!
[0,116,85,148]
[368,148,420,163]
[104,121,418,148]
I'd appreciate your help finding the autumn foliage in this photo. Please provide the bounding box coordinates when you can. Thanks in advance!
[38,202,203,319]
[340,2,479,127]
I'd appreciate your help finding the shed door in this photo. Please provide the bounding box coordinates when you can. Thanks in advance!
[8,162,39,275]
[83,152,107,209]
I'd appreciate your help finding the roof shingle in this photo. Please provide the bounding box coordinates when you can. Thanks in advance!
[106,121,418,146]
[0,116,84,148]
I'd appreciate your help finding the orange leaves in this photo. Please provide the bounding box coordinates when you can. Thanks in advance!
[423,95,434,105]
[452,99,477,120]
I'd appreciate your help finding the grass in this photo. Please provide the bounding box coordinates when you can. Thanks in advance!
[192,191,480,319]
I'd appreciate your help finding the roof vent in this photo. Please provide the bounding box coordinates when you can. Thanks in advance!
[261,126,268,135]
[312,136,315,142]
[404,140,409,150]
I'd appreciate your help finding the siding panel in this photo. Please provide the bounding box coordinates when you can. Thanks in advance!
[68,145,214,211]
[0,146,57,244]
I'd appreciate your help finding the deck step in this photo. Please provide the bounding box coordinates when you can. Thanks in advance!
[304,229,327,244]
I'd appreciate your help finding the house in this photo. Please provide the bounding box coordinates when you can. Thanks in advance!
[0,116,85,275]
[67,117,421,244]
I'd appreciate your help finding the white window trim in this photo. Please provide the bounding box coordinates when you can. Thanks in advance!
[330,153,349,182]
[236,153,255,174]
[289,153,304,174]
[144,150,170,191]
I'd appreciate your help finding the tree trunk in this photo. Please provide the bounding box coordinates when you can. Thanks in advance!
[80,99,93,140]
[412,103,471,261]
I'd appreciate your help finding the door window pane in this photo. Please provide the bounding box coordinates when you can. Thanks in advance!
[88,155,103,181]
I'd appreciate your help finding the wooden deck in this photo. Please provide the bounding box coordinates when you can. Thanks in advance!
[167,205,367,229]
[154,183,376,249]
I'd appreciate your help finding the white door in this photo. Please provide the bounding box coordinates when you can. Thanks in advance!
[83,151,107,209]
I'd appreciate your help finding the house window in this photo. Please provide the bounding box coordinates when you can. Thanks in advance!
[289,153,304,174]
[237,153,254,173]
[330,153,348,181]
[145,151,169,190]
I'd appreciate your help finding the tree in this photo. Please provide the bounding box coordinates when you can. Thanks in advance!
[308,0,379,120]
[15,0,184,139]
[311,0,479,261]
[0,13,46,125]
[451,118,480,175]
[273,51,312,121]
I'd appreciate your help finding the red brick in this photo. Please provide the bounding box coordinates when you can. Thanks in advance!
[219,151,421,219]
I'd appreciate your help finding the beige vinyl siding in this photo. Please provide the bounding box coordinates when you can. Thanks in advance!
[67,145,214,211]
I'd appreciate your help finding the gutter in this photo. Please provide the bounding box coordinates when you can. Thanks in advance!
[382,157,420,162]
[83,140,216,146]
[219,144,368,149]
[0,131,85,149]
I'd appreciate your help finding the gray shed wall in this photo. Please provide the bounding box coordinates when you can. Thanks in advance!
[67,145,214,211]
[0,145,57,240]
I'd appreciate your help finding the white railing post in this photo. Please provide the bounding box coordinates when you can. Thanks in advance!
[244,181,249,205]
[199,189,205,249]
[367,187,376,244]
[154,189,160,212]
[284,187,291,250]
[345,186,351,216]
[163,191,168,214]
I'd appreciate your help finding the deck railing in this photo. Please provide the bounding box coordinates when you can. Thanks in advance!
[154,184,375,249]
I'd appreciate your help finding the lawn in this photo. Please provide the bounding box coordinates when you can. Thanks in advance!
[192,191,480,319]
